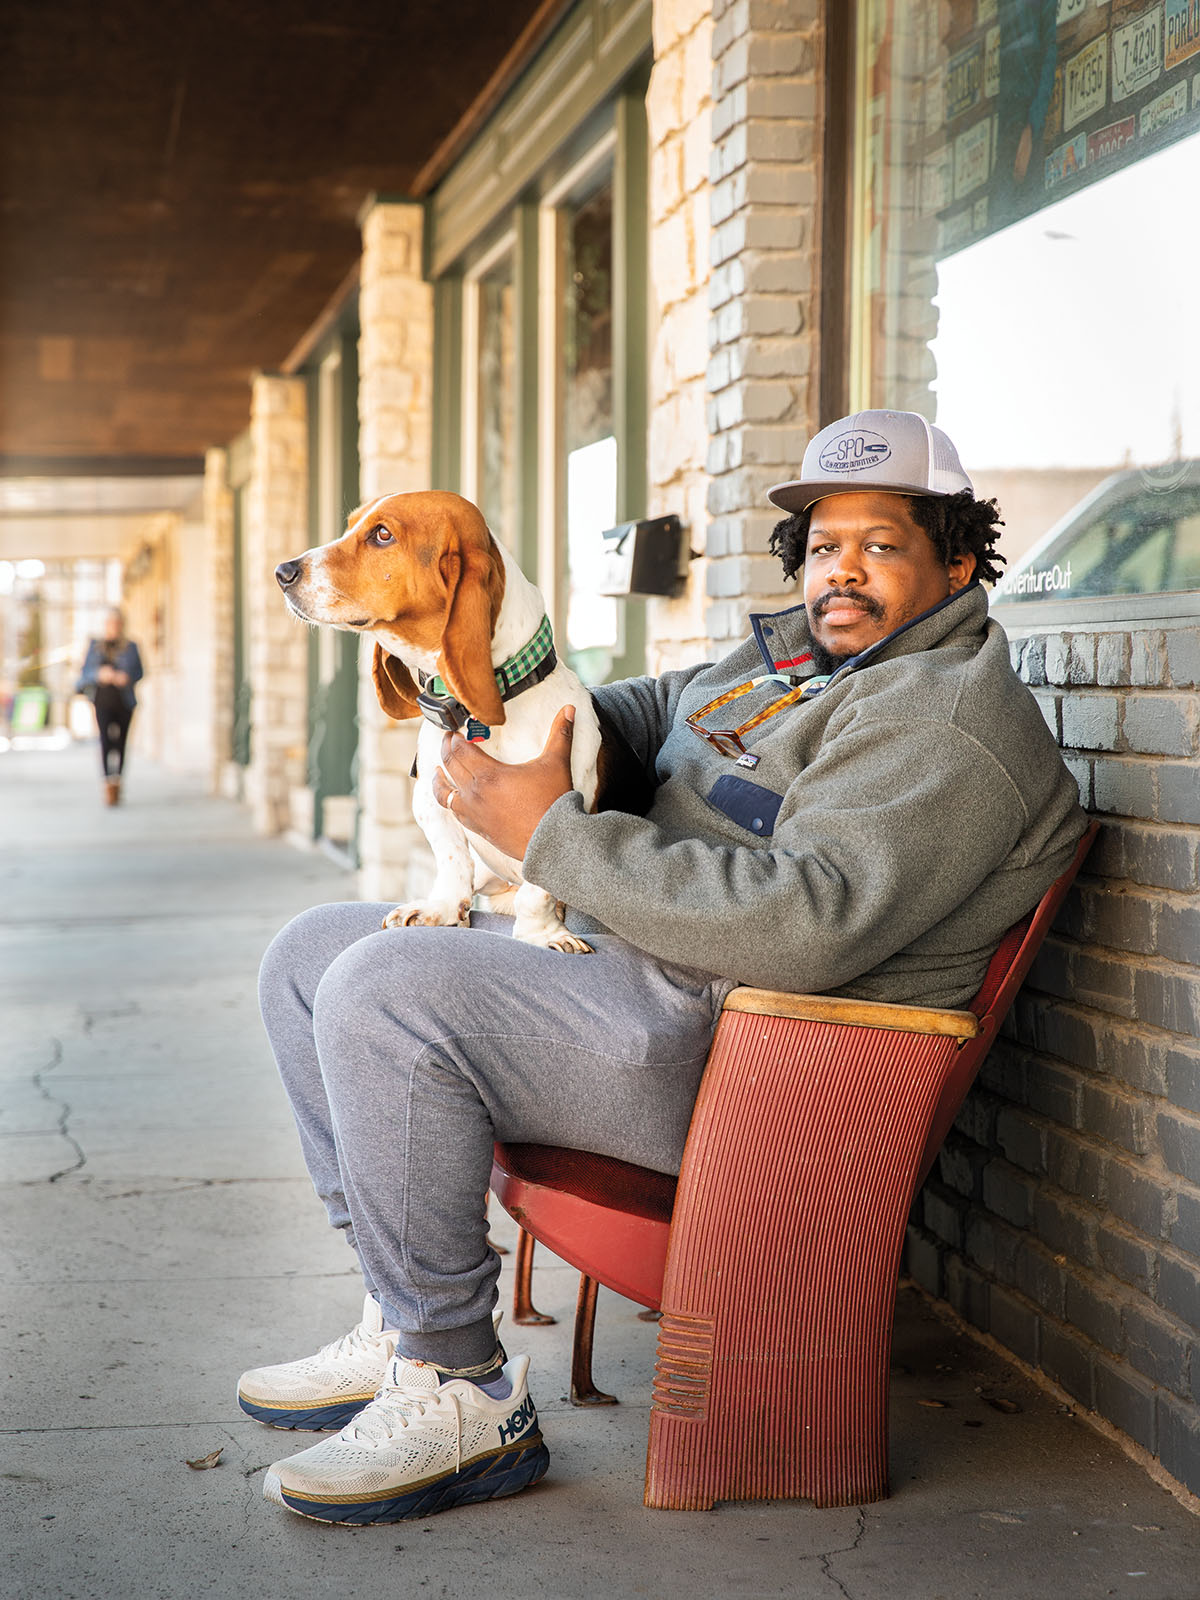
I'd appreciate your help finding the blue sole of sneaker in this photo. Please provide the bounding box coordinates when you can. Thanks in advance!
[237,1394,370,1431]
[272,1436,551,1524]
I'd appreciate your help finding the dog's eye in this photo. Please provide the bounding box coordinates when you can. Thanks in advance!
[367,526,395,547]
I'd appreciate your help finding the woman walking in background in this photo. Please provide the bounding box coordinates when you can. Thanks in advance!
[77,608,143,805]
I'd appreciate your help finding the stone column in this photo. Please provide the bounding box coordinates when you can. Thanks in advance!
[244,373,309,836]
[646,0,714,674]
[705,0,824,651]
[355,199,435,903]
[204,446,235,795]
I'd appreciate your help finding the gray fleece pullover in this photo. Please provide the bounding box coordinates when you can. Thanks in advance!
[525,583,1087,1009]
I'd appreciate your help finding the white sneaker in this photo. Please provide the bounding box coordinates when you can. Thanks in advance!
[237,1294,398,1431]
[262,1351,549,1524]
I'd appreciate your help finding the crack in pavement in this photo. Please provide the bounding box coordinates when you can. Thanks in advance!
[28,1038,86,1184]
[817,1508,867,1600]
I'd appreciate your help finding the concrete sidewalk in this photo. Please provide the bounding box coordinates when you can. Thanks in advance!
[2,740,1198,1600]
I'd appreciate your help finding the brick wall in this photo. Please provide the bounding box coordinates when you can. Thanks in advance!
[906,616,1200,1498]
[243,373,310,835]
[204,446,235,793]
[704,0,822,651]
[355,199,434,903]
[645,0,713,673]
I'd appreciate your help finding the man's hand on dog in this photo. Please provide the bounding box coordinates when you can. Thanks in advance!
[434,704,576,860]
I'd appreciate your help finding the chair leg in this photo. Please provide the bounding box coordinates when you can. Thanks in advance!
[570,1274,618,1406]
[510,1227,556,1326]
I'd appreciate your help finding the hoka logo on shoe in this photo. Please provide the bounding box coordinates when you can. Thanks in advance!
[496,1394,536,1445]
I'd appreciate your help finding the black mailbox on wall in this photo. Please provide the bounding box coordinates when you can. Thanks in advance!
[596,514,686,597]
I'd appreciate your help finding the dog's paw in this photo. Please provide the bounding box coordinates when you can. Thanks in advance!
[515,926,594,954]
[382,899,471,931]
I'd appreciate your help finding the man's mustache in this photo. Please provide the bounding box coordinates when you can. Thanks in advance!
[812,587,885,621]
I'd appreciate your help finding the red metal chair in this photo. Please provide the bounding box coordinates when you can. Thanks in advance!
[491,824,1096,1510]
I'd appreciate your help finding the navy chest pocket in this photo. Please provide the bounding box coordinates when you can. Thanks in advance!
[707,774,784,837]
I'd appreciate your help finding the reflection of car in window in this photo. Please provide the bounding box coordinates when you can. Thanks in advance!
[991,462,1200,604]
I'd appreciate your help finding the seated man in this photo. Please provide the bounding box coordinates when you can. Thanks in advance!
[242,409,1086,1525]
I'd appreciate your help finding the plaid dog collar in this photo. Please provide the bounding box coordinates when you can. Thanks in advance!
[417,614,558,739]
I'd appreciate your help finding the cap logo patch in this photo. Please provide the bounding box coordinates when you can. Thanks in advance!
[818,428,891,474]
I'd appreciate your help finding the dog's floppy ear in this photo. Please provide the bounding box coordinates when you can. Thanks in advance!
[437,541,507,727]
[371,644,421,720]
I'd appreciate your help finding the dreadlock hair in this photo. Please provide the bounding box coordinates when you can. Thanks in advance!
[768,490,1007,587]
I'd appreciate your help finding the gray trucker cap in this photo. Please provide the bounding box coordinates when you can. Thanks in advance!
[767,410,973,515]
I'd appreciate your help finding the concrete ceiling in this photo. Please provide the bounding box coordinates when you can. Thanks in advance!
[0,0,554,469]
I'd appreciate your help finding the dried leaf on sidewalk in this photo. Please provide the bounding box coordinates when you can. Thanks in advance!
[185,1448,224,1471]
[984,1396,1022,1414]
[918,1398,951,1408]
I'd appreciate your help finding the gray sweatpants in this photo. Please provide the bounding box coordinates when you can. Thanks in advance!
[258,903,730,1369]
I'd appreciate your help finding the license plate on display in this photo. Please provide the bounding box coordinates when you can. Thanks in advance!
[1166,0,1200,70]
[954,119,991,198]
[1064,33,1108,130]
[1139,78,1188,131]
[1058,0,1089,22]
[1086,114,1136,163]
[1112,4,1164,98]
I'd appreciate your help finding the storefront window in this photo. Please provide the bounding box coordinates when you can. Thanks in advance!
[563,175,620,682]
[854,0,1200,603]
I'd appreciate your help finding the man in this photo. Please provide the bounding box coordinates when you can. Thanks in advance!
[243,410,1086,1525]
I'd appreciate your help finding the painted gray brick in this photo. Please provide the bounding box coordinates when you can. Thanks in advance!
[1039,1320,1095,1407]
[1080,1080,1150,1156]
[1097,1224,1155,1294]
[982,1160,1036,1228]
[1130,630,1167,687]
[1135,968,1200,1039]
[1164,627,1200,688]
[1015,1248,1066,1317]
[1158,761,1200,825]
[1018,634,1047,687]
[978,1040,1028,1102]
[996,1106,1047,1173]
[1095,821,1198,890]
[1124,1302,1191,1393]
[1096,1026,1167,1097]
[1092,757,1156,820]
[1170,1188,1200,1258]
[936,1136,987,1200]
[1072,949,1137,1018]
[1080,884,1159,955]
[1105,1159,1167,1239]
[1034,1189,1097,1262]
[1122,694,1197,757]
[945,1254,990,1329]
[1158,1111,1200,1184]
[1166,1045,1200,1115]
[1159,904,1200,967]
[1045,1127,1106,1201]
[922,1185,963,1250]
[1156,1395,1200,1497]
[1064,1269,1122,1355]
[1094,1357,1158,1453]
[989,1285,1040,1366]
[1033,1000,1099,1074]
[954,1088,1000,1150]
[1024,1057,1084,1124]
[1156,1254,1200,1331]
[1061,693,1121,752]
[1028,937,1073,1000]
[1095,631,1130,686]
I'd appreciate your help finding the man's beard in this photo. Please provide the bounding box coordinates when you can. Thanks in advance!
[807,589,887,676]
[808,638,854,675]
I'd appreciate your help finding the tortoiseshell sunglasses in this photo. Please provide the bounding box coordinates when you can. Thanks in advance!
[685,674,827,758]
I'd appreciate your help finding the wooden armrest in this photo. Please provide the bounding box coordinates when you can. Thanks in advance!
[722,986,981,1039]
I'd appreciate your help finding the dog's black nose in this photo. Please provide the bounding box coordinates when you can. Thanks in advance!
[275,560,302,588]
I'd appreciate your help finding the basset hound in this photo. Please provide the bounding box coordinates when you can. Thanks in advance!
[275,490,611,952]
